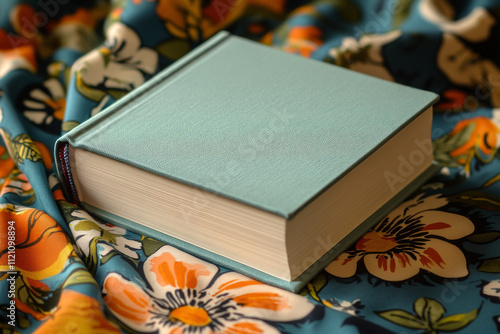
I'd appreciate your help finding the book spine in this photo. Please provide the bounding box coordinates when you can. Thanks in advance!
[56,143,80,204]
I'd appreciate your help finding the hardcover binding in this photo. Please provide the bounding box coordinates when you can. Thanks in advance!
[57,143,80,205]
[53,31,441,292]
[57,145,440,292]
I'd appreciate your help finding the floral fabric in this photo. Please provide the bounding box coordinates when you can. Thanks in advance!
[1,0,500,333]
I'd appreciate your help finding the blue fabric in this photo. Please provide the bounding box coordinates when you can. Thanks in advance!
[1,0,499,333]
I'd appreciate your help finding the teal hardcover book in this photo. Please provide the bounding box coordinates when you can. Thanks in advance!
[55,31,439,292]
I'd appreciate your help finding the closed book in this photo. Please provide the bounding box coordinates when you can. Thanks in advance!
[55,31,439,292]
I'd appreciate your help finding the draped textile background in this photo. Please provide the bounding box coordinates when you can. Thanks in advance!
[1,0,500,333]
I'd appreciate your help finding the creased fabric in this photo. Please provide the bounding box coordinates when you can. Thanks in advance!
[1,0,500,333]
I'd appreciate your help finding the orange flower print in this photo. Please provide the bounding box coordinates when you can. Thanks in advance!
[157,0,267,42]
[22,78,66,134]
[282,26,323,58]
[34,289,121,334]
[10,4,41,40]
[434,115,500,176]
[0,205,73,280]
[33,141,53,170]
[449,117,500,161]
[0,145,15,181]
[0,169,34,201]
[326,195,474,281]
[103,246,314,333]
[0,28,37,78]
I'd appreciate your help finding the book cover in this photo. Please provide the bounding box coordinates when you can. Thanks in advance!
[55,31,439,292]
